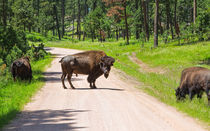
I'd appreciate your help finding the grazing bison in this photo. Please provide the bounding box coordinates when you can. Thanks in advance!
[175,67,210,105]
[59,50,115,89]
[11,57,32,82]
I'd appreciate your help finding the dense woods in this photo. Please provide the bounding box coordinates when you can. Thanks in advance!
[1,0,209,42]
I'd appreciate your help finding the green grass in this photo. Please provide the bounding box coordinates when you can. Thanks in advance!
[26,32,59,42]
[45,39,210,126]
[0,55,52,129]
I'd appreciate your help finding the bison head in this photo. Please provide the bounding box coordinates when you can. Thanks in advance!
[100,56,115,78]
[175,87,186,100]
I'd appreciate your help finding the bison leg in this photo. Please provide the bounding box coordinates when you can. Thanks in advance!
[12,72,16,82]
[87,75,94,88]
[197,91,203,99]
[189,88,195,100]
[89,82,93,88]
[92,79,97,89]
[89,82,96,89]
[88,75,97,89]
[67,73,75,89]
[61,73,67,89]
[206,88,210,106]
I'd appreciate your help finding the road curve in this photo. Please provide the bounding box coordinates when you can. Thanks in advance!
[3,47,208,131]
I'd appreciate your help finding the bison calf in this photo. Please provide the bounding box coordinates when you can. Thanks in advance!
[59,50,115,89]
[175,67,210,105]
[11,57,32,82]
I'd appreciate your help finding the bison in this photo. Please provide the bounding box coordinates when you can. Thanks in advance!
[175,67,210,105]
[11,56,32,82]
[59,50,115,89]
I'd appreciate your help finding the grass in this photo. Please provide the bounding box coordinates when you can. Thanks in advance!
[45,39,210,126]
[0,55,52,129]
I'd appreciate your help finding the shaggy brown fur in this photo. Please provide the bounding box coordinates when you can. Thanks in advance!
[59,50,115,89]
[175,67,210,105]
[11,57,32,82]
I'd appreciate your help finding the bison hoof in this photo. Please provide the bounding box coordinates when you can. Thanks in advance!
[71,86,75,89]
[91,86,97,89]
[63,86,67,89]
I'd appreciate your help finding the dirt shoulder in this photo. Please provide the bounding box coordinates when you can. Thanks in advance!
[129,52,166,74]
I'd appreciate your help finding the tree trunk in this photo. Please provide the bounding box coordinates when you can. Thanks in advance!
[146,0,150,40]
[37,0,40,33]
[123,29,125,40]
[91,31,94,42]
[83,32,86,41]
[84,0,88,15]
[72,5,75,39]
[135,0,139,39]
[123,1,129,45]
[165,0,170,31]
[158,11,163,35]
[142,0,149,41]
[93,0,97,11]
[154,0,159,48]
[193,0,197,24]
[167,0,174,39]
[61,0,65,37]
[53,26,55,36]
[28,26,31,33]
[2,0,8,29]
[77,0,81,40]
[170,21,174,39]
[54,4,61,40]
[100,30,102,42]
[116,28,119,41]
[24,23,26,31]
[139,0,144,39]
[174,0,178,36]
[108,30,111,38]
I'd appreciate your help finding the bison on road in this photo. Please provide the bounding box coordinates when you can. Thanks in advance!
[11,57,32,82]
[175,67,210,105]
[59,50,115,89]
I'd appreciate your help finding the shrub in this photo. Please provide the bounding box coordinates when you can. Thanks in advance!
[26,43,48,61]
[0,26,28,54]
[26,34,44,42]
[5,45,22,66]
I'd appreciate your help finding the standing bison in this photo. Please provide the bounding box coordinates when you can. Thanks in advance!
[11,57,32,82]
[59,50,115,89]
[175,67,210,105]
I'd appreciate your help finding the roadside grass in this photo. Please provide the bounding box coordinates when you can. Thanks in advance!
[0,55,52,129]
[45,39,210,126]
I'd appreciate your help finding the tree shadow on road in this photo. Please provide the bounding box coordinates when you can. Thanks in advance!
[4,109,89,131]
[37,72,83,83]
[75,87,124,91]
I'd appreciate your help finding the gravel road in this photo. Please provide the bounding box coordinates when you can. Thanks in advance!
[3,47,207,131]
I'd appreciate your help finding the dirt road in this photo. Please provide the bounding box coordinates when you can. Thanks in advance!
[4,47,207,131]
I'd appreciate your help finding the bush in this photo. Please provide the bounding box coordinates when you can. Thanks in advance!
[0,26,28,54]
[0,59,3,66]
[26,43,48,61]
[26,34,44,42]
[5,45,22,66]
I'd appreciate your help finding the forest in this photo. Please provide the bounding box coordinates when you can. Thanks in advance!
[0,0,209,48]
[0,0,210,129]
